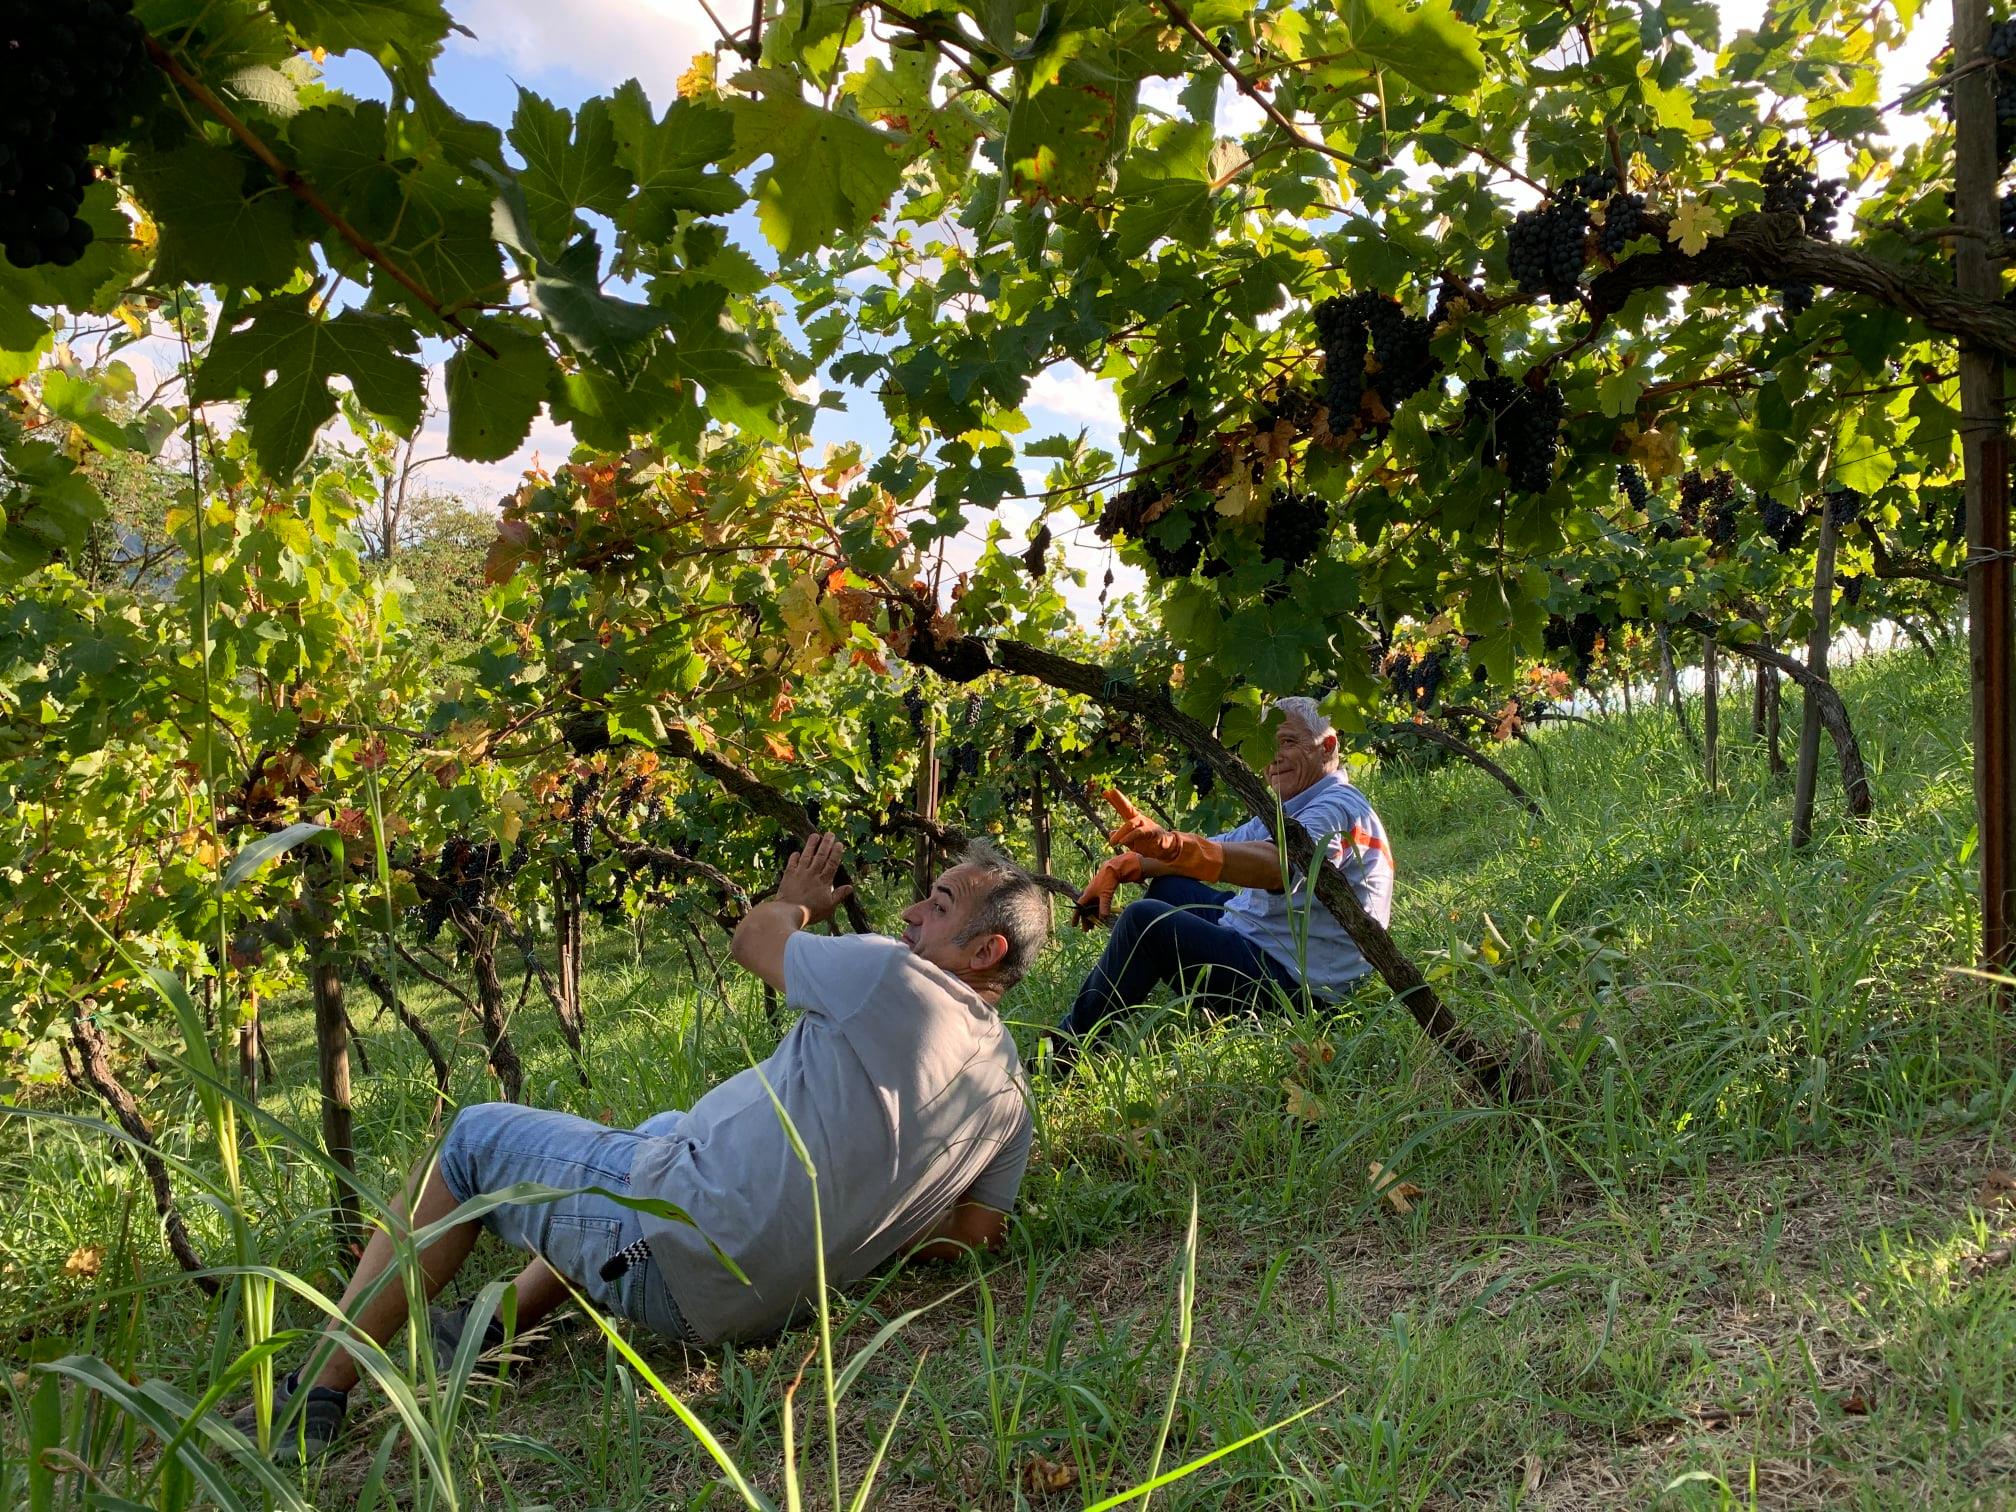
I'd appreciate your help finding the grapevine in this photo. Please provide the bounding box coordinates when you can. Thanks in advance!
[1466,367,1565,494]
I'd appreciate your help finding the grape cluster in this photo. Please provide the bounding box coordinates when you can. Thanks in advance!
[1679,469,1740,549]
[1011,721,1037,755]
[1760,145,1846,240]
[1466,368,1566,493]
[1260,488,1331,573]
[1191,759,1215,798]
[1759,494,1807,552]
[902,685,926,738]
[1840,574,1865,607]
[1597,191,1648,255]
[1544,613,1606,685]
[866,719,883,767]
[1260,385,1322,434]
[1387,650,1446,709]
[1825,485,1865,528]
[1313,290,1442,421]
[1616,463,1651,511]
[566,774,601,861]
[1098,478,1208,581]
[1508,200,1590,298]
[1021,524,1051,580]
[614,773,646,825]
[1313,293,1371,420]
[0,0,150,269]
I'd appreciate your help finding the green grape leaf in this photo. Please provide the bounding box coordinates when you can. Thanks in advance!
[445,317,555,462]
[1111,120,1216,256]
[1345,0,1485,96]
[727,76,904,257]
[608,82,744,241]
[510,89,633,254]
[660,285,786,437]
[1003,60,1140,205]
[126,143,304,291]
[192,299,425,477]
[268,0,453,60]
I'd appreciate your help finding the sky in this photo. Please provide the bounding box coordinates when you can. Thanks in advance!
[299,0,1945,626]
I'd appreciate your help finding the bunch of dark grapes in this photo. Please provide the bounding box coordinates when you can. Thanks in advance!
[1099,479,1212,581]
[1544,613,1606,685]
[1597,191,1647,255]
[1680,469,1740,549]
[1313,293,1373,421]
[1260,488,1331,573]
[1760,145,1846,240]
[567,775,600,861]
[961,692,982,727]
[614,774,646,824]
[1362,295,1441,410]
[1759,494,1807,552]
[1840,574,1866,607]
[1387,651,1446,710]
[1616,463,1651,511]
[866,720,883,767]
[1260,385,1322,434]
[1191,758,1215,798]
[1825,485,1865,528]
[902,685,926,738]
[1507,200,1590,299]
[0,0,150,269]
[1011,721,1037,755]
[1020,524,1051,579]
[1466,368,1566,493]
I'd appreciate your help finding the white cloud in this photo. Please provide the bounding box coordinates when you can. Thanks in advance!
[1025,365,1123,432]
[447,0,717,95]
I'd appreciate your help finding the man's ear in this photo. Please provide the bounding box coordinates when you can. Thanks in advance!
[970,931,1009,973]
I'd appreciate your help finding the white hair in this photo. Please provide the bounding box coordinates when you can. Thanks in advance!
[1270,695,1335,742]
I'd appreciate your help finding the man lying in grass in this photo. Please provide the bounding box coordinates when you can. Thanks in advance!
[237,835,1046,1460]
[1056,695,1392,1069]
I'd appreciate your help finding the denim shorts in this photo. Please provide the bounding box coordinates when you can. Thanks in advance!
[435,1103,699,1344]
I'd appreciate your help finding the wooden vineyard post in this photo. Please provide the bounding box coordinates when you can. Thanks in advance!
[1792,501,1841,848]
[310,953,359,1248]
[1032,766,1052,879]
[1956,0,2016,985]
[913,707,940,898]
[238,987,260,1104]
[1703,635,1720,792]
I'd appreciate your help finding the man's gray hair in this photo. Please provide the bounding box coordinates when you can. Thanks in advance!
[953,840,1051,991]
[1271,696,1340,764]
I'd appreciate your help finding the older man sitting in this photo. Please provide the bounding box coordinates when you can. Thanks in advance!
[1055,696,1392,1066]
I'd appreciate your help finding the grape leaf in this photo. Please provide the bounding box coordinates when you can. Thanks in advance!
[490,178,667,376]
[126,143,304,291]
[727,76,904,257]
[192,299,425,477]
[268,0,453,60]
[510,89,633,255]
[660,285,786,438]
[1003,60,1140,205]
[1345,0,1485,97]
[607,82,744,242]
[445,317,555,462]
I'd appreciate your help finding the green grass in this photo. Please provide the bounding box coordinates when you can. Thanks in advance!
[5,646,2015,1509]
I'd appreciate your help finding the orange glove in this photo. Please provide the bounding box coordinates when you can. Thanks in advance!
[1073,851,1144,929]
[1102,789,1224,883]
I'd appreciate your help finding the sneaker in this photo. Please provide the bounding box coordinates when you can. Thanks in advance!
[228,1370,348,1463]
[428,1300,508,1375]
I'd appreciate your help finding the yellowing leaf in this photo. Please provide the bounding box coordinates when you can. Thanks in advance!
[64,1244,104,1279]
[1020,1455,1078,1495]
[1667,197,1725,257]
[1216,472,1264,521]
[678,52,718,100]
[1282,1078,1324,1122]
[1626,423,1681,481]
[1368,1162,1424,1215]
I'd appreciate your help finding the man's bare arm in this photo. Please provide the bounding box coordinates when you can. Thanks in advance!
[730,833,854,990]
[911,1200,1009,1260]
[730,899,808,992]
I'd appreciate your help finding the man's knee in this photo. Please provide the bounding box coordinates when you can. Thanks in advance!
[435,1101,519,1202]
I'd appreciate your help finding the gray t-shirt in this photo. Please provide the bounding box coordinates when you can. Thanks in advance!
[629,932,1032,1343]
[1215,771,1393,999]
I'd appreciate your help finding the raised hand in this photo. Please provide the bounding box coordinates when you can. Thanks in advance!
[776,831,855,925]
